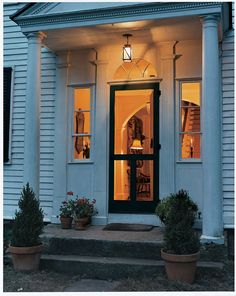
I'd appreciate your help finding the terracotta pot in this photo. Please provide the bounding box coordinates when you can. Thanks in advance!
[8,244,44,272]
[60,216,73,229]
[161,249,200,284]
[74,217,90,230]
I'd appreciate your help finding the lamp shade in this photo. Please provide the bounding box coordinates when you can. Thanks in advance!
[123,44,132,62]
[130,139,143,150]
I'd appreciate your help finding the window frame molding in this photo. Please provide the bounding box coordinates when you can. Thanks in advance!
[67,83,95,163]
[3,64,15,165]
[176,78,202,163]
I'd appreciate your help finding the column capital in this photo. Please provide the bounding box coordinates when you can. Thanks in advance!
[25,31,47,43]
[200,14,220,27]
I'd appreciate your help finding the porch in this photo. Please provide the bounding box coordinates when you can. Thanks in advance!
[10,2,231,243]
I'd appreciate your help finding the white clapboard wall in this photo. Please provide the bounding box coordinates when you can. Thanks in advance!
[221,3,234,228]
[3,3,56,221]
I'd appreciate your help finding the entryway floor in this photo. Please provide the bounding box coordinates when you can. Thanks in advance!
[42,223,164,243]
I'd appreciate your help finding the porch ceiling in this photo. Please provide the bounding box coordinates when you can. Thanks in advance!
[43,16,202,51]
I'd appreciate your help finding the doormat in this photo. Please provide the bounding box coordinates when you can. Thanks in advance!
[103,223,154,232]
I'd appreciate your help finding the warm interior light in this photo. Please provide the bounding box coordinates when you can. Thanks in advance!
[130,139,143,150]
[122,34,132,62]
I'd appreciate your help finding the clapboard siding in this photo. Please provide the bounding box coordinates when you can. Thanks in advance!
[221,5,235,227]
[3,3,56,221]
[3,3,27,214]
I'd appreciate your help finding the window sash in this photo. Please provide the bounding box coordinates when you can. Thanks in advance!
[178,80,201,160]
[70,86,94,162]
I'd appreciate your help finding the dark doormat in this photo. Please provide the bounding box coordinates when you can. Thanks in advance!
[103,223,154,232]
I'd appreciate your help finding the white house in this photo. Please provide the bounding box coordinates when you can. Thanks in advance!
[3,2,234,244]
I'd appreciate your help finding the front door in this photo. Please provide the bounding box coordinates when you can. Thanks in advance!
[109,83,160,213]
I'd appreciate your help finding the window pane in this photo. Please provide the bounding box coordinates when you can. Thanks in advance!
[114,160,130,201]
[181,107,200,132]
[114,89,154,155]
[181,133,201,159]
[181,82,200,107]
[74,111,90,135]
[74,88,90,110]
[74,136,91,160]
[136,160,153,201]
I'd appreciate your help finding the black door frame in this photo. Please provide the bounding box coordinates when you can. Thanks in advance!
[109,83,160,213]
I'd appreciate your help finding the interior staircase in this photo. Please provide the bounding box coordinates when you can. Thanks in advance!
[182,104,201,159]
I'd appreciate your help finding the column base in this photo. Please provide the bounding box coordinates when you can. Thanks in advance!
[200,234,224,245]
[92,216,108,226]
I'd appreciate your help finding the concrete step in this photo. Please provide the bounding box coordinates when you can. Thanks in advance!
[39,254,224,280]
[42,237,163,260]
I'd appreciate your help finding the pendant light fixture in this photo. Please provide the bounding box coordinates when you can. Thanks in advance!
[130,138,143,150]
[122,33,132,62]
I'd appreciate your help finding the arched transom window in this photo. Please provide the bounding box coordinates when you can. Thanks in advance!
[114,58,157,80]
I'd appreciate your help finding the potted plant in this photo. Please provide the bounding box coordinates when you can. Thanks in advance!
[155,189,200,284]
[72,197,97,230]
[59,191,74,229]
[8,183,44,271]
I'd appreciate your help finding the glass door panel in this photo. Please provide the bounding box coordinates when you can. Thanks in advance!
[114,89,154,155]
[136,160,153,202]
[114,160,130,201]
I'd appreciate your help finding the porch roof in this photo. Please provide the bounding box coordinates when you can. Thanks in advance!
[9,2,230,52]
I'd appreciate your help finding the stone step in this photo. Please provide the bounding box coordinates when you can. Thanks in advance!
[42,237,163,260]
[39,254,224,280]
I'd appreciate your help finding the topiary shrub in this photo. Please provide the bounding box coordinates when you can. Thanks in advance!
[156,189,200,255]
[11,183,44,247]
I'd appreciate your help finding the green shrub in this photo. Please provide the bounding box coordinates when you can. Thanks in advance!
[11,183,44,247]
[156,189,200,255]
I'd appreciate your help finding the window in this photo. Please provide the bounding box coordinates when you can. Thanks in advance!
[71,87,93,161]
[3,67,12,163]
[179,81,201,160]
[114,58,157,80]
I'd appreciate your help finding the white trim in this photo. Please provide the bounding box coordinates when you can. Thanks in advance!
[224,225,235,229]
[108,214,162,227]
[107,78,162,85]
[13,3,223,33]
[67,82,95,88]
[200,234,225,244]
[3,64,15,165]
[176,79,202,163]
[67,84,95,163]
[4,215,51,223]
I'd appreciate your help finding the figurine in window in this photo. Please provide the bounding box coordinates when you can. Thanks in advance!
[83,143,90,159]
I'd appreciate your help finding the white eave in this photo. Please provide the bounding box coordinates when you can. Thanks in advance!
[10,2,226,33]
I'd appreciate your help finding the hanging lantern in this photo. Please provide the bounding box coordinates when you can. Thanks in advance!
[122,33,132,62]
[130,139,143,150]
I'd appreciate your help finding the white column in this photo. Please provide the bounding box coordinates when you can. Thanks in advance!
[159,42,177,197]
[24,32,45,196]
[93,56,109,225]
[51,51,71,223]
[201,15,223,243]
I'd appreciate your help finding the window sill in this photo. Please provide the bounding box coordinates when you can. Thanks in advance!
[68,160,94,164]
[176,159,202,164]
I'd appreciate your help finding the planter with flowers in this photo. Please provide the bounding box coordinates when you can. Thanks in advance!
[59,191,74,229]
[72,197,98,230]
